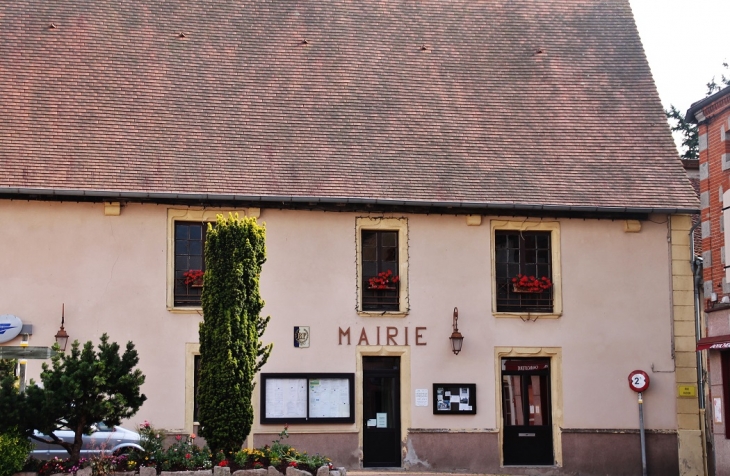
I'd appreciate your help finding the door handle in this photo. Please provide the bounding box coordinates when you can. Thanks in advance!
[518,433,536,437]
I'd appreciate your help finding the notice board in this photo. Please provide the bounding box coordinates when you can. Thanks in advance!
[433,383,477,414]
[261,373,355,424]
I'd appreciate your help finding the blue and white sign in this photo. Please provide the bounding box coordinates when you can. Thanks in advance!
[0,315,23,344]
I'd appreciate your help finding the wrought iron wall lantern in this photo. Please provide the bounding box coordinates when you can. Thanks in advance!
[449,307,464,355]
[54,304,69,352]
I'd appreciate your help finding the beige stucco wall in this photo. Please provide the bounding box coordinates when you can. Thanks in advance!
[0,200,678,435]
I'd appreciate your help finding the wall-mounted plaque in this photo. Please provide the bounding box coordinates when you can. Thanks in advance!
[294,326,310,348]
[433,383,477,414]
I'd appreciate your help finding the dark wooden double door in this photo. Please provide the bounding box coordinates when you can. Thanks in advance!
[501,358,554,466]
[362,357,401,467]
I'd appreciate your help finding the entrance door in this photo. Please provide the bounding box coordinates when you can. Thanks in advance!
[501,358,553,465]
[363,356,401,467]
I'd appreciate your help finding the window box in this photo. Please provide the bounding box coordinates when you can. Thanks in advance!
[362,282,400,311]
[512,284,549,294]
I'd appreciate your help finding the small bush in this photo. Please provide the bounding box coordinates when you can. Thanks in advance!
[35,456,87,476]
[88,453,133,475]
[0,431,32,476]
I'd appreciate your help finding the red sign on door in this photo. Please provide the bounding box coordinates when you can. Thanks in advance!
[503,360,550,372]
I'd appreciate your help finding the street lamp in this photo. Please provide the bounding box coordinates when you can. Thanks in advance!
[449,307,464,355]
[54,304,69,352]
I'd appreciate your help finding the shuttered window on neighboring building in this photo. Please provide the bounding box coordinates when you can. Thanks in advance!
[362,230,400,311]
[174,222,206,307]
[495,230,553,313]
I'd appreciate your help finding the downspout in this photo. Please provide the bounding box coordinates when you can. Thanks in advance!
[690,221,705,410]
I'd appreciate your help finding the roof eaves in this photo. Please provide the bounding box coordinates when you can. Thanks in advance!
[686,85,730,123]
[0,187,699,215]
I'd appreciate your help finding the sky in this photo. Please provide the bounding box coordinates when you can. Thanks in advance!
[630,0,730,115]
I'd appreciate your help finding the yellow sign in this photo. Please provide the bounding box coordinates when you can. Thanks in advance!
[678,385,697,398]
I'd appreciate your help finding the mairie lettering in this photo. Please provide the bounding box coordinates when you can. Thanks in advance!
[338,326,426,346]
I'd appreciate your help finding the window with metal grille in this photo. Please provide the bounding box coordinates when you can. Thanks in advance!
[362,230,400,311]
[174,222,206,307]
[495,230,553,312]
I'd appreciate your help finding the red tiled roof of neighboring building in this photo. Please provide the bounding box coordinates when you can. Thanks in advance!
[0,0,698,212]
[686,85,730,123]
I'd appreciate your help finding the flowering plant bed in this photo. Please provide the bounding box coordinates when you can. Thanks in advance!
[367,270,399,290]
[217,425,332,474]
[183,269,205,287]
[22,423,336,475]
[511,274,552,293]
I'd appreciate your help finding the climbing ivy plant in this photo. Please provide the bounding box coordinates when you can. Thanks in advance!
[198,213,272,455]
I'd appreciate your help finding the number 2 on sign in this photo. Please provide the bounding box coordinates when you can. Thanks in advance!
[628,370,649,392]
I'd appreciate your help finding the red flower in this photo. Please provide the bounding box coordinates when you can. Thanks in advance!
[218,460,229,467]
[176,435,182,441]
[289,461,298,467]
[511,274,552,292]
[185,453,191,459]
[183,269,205,285]
[368,270,400,290]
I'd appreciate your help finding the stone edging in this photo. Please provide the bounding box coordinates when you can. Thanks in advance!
[19,465,346,476]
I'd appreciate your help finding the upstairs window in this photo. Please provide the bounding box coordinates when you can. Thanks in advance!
[356,217,408,315]
[362,230,400,312]
[495,230,553,313]
[174,222,206,307]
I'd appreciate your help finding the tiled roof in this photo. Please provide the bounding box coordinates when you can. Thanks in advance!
[0,0,698,212]
[686,85,730,123]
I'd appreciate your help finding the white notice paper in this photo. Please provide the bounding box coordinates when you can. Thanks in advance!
[309,378,351,418]
[367,419,377,427]
[415,389,428,407]
[265,378,307,419]
[376,412,388,428]
[715,397,723,423]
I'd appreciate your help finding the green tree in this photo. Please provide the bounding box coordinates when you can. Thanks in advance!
[0,334,146,464]
[667,62,730,160]
[0,360,16,381]
[198,213,272,456]
[705,61,730,96]
[666,105,699,160]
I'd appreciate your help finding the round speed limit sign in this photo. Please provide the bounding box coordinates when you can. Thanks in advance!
[628,370,650,393]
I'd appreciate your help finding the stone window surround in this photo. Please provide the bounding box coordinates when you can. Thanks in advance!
[167,207,259,312]
[184,342,200,433]
[356,217,409,316]
[490,219,563,319]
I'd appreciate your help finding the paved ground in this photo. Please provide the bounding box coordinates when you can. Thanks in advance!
[348,472,518,476]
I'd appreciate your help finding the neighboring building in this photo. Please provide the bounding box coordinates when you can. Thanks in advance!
[0,1,702,475]
[683,158,703,257]
[687,85,730,475]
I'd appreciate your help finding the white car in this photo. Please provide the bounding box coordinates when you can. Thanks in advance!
[30,422,143,460]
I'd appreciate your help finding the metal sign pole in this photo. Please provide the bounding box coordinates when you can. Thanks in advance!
[638,392,647,476]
